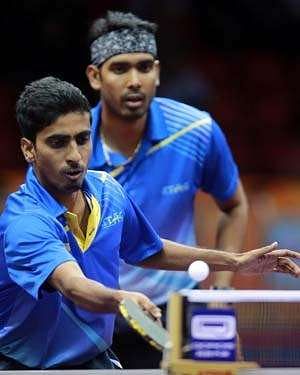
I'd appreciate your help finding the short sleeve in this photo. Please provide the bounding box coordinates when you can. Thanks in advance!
[3,214,75,299]
[201,120,239,201]
[119,194,163,265]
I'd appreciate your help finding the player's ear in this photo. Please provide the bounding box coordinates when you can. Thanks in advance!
[20,138,35,164]
[86,64,102,91]
[154,60,160,87]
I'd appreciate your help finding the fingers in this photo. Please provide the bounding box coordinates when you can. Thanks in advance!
[268,249,300,259]
[274,258,298,277]
[140,298,162,321]
[240,242,300,275]
[127,292,162,320]
[274,257,300,278]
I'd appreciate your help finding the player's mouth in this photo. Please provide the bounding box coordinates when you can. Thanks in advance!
[63,168,84,180]
[123,93,145,109]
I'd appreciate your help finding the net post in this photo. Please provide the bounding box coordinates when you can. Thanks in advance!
[166,292,183,363]
[165,291,259,375]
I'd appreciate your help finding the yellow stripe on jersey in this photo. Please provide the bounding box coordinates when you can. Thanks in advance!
[110,117,211,178]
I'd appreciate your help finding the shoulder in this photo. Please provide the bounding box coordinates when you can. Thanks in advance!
[86,170,131,219]
[86,169,109,183]
[154,97,214,136]
[154,98,225,145]
[1,190,56,229]
[2,211,64,244]
[0,180,66,240]
[86,170,126,197]
[154,97,211,122]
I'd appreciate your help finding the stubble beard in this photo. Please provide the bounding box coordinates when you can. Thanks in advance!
[63,174,85,193]
[105,95,151,121]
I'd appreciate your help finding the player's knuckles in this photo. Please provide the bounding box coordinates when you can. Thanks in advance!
[133,292,150,305]
[265,250,282,257]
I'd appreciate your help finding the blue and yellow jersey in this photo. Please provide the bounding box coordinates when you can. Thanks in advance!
[89,97,239,305]
[0,167,162,368]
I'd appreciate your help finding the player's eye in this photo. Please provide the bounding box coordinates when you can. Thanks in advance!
[76,131,91,146]
[138,61,154,73]
[111,63,128,74]
[46,137,68,149]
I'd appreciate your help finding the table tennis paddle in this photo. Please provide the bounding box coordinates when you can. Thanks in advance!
[119,298,171,351]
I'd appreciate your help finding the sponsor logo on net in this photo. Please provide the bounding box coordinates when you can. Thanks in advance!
[190,314,236,360]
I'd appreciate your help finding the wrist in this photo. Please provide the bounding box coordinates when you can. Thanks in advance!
[229,253,240,272]
[113,289,126,305]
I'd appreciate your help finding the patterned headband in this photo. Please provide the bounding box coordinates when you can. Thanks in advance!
[90,28,157,66]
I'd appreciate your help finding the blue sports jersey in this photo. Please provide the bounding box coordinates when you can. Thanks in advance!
[0,167,162,368]
[89,97,239,305]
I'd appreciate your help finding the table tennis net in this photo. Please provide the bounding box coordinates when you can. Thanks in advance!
[179,290,300,367]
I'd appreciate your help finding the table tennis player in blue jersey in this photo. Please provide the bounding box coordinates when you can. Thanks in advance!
[85,10,249,368]
[1,77,300,370]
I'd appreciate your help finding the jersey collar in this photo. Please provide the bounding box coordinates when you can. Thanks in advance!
[89,98,169,169]
[24,167,67,218]
[24,167,95,219]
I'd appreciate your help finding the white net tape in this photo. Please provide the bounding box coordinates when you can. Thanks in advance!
[180,289,300,303]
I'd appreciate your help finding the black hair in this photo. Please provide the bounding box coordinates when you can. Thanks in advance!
[16,76,90,142]
[88,10,157,46]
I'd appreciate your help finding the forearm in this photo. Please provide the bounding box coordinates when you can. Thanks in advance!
[48,261,124,313]
[213,203,248,286]
[215,205,248,252]
[55,275,124,313]
[48,261,161,317]
[140,239,239,272]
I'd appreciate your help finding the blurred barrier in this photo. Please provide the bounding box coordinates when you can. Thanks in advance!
[0,170,25,211]
[195,175,300,289]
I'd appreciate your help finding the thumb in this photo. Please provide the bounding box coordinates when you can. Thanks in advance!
[251,242,278,257]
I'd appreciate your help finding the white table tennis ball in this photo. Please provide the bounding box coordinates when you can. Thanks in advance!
[188,260,210,282]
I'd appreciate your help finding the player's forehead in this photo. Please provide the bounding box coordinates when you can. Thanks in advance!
[37,112,91,139]
[104,52,155,66]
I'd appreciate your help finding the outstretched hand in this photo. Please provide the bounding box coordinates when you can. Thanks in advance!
[237,242,300,277]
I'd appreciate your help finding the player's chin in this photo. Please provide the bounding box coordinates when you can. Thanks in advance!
[122,105,148,119]
[63,179,84,193]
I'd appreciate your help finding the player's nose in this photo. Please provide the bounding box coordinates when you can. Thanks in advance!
[66,141,82,162]
[127,69,142,89]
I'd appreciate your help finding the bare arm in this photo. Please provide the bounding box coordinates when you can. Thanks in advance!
[140,239,239,272]
[212,181,249,287]
[48,260,161,318]
[139,240,300,277]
